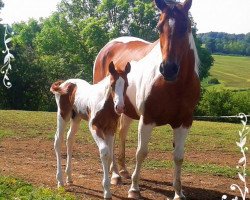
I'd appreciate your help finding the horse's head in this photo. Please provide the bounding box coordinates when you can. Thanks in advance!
[155,0,192,81]
[108,61,131,115]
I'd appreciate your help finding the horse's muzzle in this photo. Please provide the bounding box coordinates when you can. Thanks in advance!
[160,61,179,81]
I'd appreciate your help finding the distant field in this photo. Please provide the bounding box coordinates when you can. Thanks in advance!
[205,55,250,90]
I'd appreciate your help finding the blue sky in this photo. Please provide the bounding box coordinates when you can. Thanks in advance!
[1,0,250,34]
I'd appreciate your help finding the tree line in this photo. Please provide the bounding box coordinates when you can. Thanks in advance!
[0,0,213,111]
[198,32,250,56]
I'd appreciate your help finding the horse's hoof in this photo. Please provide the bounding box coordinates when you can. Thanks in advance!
[120,170,130,179]
[66,181,73,186]
[111,176,122,185]
[128,190,142,199]
[173,196,186,200]
[104,198,112,200]
[57,182,64,188]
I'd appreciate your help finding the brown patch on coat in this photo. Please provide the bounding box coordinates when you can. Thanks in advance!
[92,96,120,138]
[94,40,158,84]
[52,82,77,120]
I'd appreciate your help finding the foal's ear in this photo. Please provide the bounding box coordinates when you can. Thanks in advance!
[125,62,131,74]
[155,0,166,11]
[109,61,117,75]
[182,0,192,13]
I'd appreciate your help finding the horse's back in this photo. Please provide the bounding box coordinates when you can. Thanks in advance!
[93,36,158,84]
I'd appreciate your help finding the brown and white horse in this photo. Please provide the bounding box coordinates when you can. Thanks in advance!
[93,0,200,199]
[51,61,130,199]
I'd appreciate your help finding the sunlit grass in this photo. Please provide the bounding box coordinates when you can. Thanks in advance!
[0,175,75,200]
[205,55,250,90]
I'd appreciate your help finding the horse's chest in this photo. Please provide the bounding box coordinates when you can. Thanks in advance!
[91,99,119,133]
[143,77,200,128]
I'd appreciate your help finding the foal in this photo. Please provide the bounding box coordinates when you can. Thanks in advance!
[50,61,131,199]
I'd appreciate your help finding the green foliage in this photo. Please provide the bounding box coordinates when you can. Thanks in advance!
[196,89,250,116]
[0,176,75,200]
[207,77,220,85]
[199,32,250,56]
[0,0,213,111]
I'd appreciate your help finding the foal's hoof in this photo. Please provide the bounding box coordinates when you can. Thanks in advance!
[111,176,122,185]
[128,190,142,199]
[120,170,130,179]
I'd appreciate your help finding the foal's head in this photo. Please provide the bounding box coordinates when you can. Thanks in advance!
[155,0,193,81]
[108,61,131,115]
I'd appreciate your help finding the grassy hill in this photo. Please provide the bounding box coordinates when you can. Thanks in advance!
[203,55,250,90]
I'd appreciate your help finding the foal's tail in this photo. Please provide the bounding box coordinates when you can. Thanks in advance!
[50,80,67,95]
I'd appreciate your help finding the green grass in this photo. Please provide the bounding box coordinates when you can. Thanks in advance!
[204,55,250,90]
[143,159,246,178]
[0,176,75,200]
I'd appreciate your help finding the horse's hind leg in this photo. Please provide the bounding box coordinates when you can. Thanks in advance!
[65,115,81,185]
[54,113,68,187]
[173,126,189,200]
[117,114,133,179]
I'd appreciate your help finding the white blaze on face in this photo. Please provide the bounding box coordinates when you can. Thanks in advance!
[114,76,125,114]
[169,18,175,35]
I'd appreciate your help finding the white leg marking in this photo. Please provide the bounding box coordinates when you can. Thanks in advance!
[65,116,81,185]
[54,113,68,187]
[89,123,112,199]
[117,115,133,176]
[173,126,189,200]
[129,116,155,193]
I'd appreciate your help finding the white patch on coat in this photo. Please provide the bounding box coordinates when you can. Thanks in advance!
[125,41,162,115]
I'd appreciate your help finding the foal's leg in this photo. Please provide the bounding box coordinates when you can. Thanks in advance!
[173,126,189,200]
[54,113,68,187]
[89,123,112,199]
[128,116,155,199]
[65,115,81,185]
[117,114,133,179]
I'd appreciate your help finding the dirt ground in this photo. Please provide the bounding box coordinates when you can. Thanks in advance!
[0,138,249,200]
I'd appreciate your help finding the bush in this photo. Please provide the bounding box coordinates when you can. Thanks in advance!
[208,77,220,85]
[196,89,250,117]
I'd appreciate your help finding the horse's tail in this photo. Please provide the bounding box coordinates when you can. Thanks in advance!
[50,80,67,95]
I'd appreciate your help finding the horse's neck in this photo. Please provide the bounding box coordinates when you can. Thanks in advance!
[89,76,112,116]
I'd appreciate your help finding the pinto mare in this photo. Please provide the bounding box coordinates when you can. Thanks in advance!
[93,0,200,199]
[50,62,131,199]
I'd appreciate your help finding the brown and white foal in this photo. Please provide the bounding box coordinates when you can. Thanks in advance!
[50,62,130,199]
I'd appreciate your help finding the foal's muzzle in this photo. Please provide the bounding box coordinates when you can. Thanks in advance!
[159,61,179,81]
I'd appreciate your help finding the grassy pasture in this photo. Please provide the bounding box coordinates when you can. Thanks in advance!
[0,110,249,199]
[204,55,250,90]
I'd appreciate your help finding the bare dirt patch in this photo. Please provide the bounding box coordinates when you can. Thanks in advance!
[0,138,248,200]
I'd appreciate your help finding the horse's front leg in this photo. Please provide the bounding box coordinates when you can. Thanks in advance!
[128,116,155,199]
[54,113,67,187]
[117,114,133,179]
[173,126,189,200]
[65,115,81,185]
[89,123,112,199]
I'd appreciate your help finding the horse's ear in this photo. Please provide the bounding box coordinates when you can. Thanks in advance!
[182,0,192,12]
[125,62,131,74]
[155,0,166,11]
[109,61,117,75]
